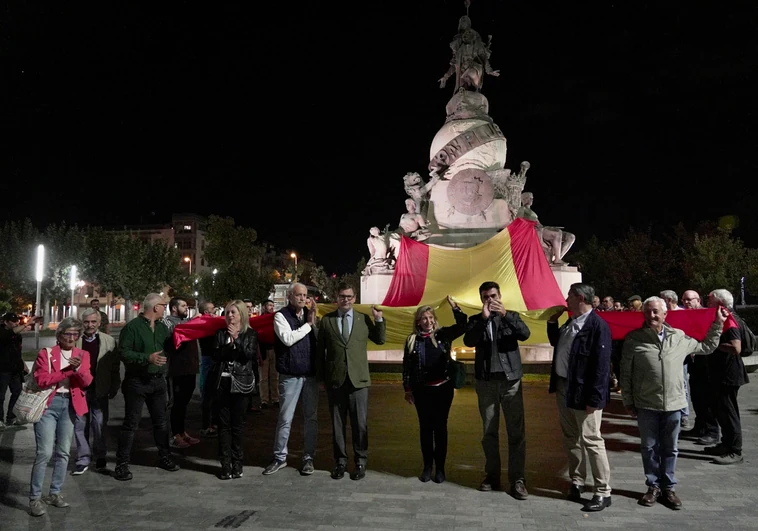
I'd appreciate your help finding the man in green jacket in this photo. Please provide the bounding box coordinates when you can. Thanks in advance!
[620,296,727,510]
[114,293,179,481]
[317,282,386,481]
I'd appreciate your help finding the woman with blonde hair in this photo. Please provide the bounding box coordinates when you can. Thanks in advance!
[212,300,259,480]
[402,296,467,484]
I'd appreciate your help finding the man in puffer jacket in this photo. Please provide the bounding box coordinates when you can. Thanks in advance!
[620,296,728,511]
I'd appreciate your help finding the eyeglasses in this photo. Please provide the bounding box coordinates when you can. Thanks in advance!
[61,332,80,338]
[337,295,355,300]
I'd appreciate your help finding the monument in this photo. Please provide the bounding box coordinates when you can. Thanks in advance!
[361,1,581,305]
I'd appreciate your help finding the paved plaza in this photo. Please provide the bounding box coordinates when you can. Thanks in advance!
[2,377,758,530]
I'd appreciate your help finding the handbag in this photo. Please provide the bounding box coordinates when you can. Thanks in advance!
[13,348,55,424]
[229,360,256,394]
[447,359,466,389]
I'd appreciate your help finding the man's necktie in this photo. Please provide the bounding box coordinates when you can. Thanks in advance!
[341,313,350,343]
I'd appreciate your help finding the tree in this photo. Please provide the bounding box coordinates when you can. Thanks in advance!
[0,219,41,313]
[196,216,275,305]
[687,228,753,297]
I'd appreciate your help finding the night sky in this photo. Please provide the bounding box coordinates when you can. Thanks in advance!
[4,1,757,274]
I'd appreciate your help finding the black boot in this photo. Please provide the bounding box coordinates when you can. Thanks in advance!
[419,466,432,483]
[433,468,446,484]
[219,463,232,480]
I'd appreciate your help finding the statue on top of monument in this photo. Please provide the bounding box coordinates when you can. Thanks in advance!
[517,191,575,266]
[403,171,440,221]
[438,13,499,93]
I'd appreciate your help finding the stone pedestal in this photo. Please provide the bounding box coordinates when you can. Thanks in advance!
[360,273,394,305]
[426,227,500,248]
[550,264,582,297]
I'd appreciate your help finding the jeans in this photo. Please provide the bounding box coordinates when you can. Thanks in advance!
[412,380,454,472]
[29,394,76,500]
[0,371,23,423]
[116,375,171,465]
[74,389,109,466]
[169,374,196,435]
[476,377,526,485]
[216,377,246,465]
[273,375,319,462]
[199,356,214,400]
[636,408,681,489]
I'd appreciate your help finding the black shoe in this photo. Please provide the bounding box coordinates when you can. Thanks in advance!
[419,467,432,483]
[511,479,529,500]
[300,459,314,476]
[584,495,612,512]
[114,463,133,481]
[704,444,727,456]
[95,458,107,471]
[432,469,446,484]
[158,456,180,472]
[696,434,719,446]
[568,484,584,502]
[331,463,346,480]
[478,475,501,492]
[350,464,366,480]
[219,464,232,480]
[232,462,243,479]
[261,402,269,409]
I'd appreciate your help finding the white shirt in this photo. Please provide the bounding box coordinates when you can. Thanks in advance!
[57,349,72,394]
[273,309,313,347]
[554,311,592,379]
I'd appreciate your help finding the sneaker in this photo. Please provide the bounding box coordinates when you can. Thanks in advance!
[72,464,88,476]
[114,463,133,481]
[170,435,190,448]
[200,427,218,438]
[712,452,744,465]
[182,432,200,445]
[44,493,70,508]
[95,458,107,471]
[158,456,180,472]
[0,421,5,429]
[232,462,243,479]
[29,499,46,517]
[262,459,287,475]
[300,459,314,476]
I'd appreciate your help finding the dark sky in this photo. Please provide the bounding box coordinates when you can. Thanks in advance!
[4,1,757,274]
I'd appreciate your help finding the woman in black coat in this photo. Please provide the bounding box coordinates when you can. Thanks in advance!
[212,299,258,480]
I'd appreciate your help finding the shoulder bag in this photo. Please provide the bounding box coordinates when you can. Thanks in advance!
[13,348,55,424]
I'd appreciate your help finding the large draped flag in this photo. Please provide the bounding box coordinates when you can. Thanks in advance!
[596,307,738,340]
[318,218,568,351]
[173,312,275,349]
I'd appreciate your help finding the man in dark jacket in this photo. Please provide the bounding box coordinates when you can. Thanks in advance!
[463,281,531,500]
[0,313,34,427]
[547,283,613,512]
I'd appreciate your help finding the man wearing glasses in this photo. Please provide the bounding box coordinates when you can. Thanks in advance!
[316,282,385,481]
[114,293,179,481]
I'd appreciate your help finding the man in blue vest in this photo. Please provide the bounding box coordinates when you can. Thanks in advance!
[262,283,319,476]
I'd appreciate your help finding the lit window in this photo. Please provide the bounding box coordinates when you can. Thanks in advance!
[183,225,192,230]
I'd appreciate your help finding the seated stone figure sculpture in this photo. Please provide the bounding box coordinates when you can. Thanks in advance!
[517,192,575,266]
[362,226,393,276]
[398,199,431,242]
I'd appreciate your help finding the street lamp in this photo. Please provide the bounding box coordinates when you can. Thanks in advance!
[184,256,192,275]
[212,268,218,286]
[69,265,78,318]
[290,252,297,282]
[35,244,44,350]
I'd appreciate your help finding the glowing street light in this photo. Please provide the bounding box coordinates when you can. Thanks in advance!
[184,256,192,275]
[290,252,297,282]
[35,244,44,350]
[70,265,78,318]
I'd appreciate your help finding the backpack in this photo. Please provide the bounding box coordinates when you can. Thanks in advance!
[733,314,757,356]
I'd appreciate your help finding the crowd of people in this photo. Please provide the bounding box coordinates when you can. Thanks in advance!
[0,281,750,517]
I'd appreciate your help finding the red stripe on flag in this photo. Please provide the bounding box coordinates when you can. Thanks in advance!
[508,218,567,310]
[381,235,430,306]
[173,312,275,349]
[595,307,738,341]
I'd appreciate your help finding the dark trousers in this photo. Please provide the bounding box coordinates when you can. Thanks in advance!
[0,371,23,423]
[327,378,369,466]
[689,356,719,436]
[412,380,454,472]
[117,375,171,464]
[713,384,742,454]
[169,374,196,435]
[245,363,261,410]
[216,377,246,465]
[202,371,220,430]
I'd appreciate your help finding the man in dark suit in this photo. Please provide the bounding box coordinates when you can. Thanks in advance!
[317,282,386,481]
[547,282,613,512]
[463,281,531,500]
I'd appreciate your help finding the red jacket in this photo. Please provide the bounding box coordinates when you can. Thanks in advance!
[34,346,93,417]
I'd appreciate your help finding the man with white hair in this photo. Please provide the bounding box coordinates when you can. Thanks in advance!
[262,283,319,477]
[621,296,727,510]
[704,289,747,465]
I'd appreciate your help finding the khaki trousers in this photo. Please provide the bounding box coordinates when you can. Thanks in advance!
[555,377,611,496]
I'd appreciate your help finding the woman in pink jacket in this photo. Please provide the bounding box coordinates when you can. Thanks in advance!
[28,317,93,517]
